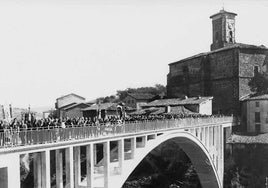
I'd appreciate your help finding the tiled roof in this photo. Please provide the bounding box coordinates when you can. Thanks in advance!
[210,9,237,18]
[63,103,90,111]
[127,93,154,100]
[124,106,136,111]
[142,97,213,107]
[130,106,196,116]
[169,43,268,66]
[227,133,268,144]
[56,93,85,100]
[58,102,77,110]
[82,103,117,111]
[151,107,166,115]
[129,107,161,115]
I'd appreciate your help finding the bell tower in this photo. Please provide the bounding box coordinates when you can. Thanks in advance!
[210,9,237,51]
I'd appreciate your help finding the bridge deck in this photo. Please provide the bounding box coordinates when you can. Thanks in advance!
[0,116,236,149]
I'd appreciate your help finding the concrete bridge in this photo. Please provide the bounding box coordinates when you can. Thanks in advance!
[0,116,237,188]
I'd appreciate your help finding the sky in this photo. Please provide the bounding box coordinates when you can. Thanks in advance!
[0,0,267,108]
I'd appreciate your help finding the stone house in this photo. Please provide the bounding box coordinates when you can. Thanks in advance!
[141,96,213,115]
[82,103,119,120]
[124,93,154,110]
[55,93,86,118]
[61,103,90,119]
[241,94,268,133]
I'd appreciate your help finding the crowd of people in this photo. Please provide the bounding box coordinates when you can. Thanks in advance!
[0,113,226,132]
[0,113,233,147]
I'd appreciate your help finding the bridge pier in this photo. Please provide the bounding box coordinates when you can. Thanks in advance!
[74,146,81,188]
[209,126,213,151]
[205,127,209,147]
[103,141,110,188]
[65,147,74,188]
[93,144,97,166]
[219,125,224,184]
[33,152,42,188]
[86,144,94,188]
[202,127,206,144]
[45,150,51,188]
[56,149,63,188]
[130,137,136,159]
[118,139,124,174]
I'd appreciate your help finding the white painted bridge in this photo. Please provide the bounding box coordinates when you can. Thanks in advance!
[0,116,237,188]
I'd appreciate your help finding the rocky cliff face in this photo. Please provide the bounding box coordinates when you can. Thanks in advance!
[224,144,268,188]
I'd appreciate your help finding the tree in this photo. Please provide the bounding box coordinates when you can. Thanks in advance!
[116,84,166,101]
[96,84,166,103]
[96,95,118,103]
[248,72,268,94]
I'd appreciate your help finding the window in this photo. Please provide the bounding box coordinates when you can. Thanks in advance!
[254,66,259,76]
[229,31,233,42]
[255,112,260,123]
[256,101,260,107]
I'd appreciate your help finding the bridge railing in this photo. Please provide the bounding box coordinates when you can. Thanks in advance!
[0,116,237,148]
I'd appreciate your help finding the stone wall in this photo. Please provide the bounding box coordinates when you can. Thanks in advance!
[209,49,237,80]
[210,78,239,114]
[239,50,267,77]
[239,49,268,98]
[65,107,83,119]
[167,56,204,97]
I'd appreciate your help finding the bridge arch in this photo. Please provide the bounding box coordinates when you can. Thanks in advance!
[117,131,221,188]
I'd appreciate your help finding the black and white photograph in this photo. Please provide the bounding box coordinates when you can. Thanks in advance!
[0,0,268,187]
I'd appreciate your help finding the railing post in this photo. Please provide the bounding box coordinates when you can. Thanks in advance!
[93,144,97,166]
[130,137,136,159]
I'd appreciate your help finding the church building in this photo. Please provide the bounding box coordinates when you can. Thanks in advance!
[167,9,268,115]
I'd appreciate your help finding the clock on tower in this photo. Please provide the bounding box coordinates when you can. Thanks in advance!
[226,19,235,43]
